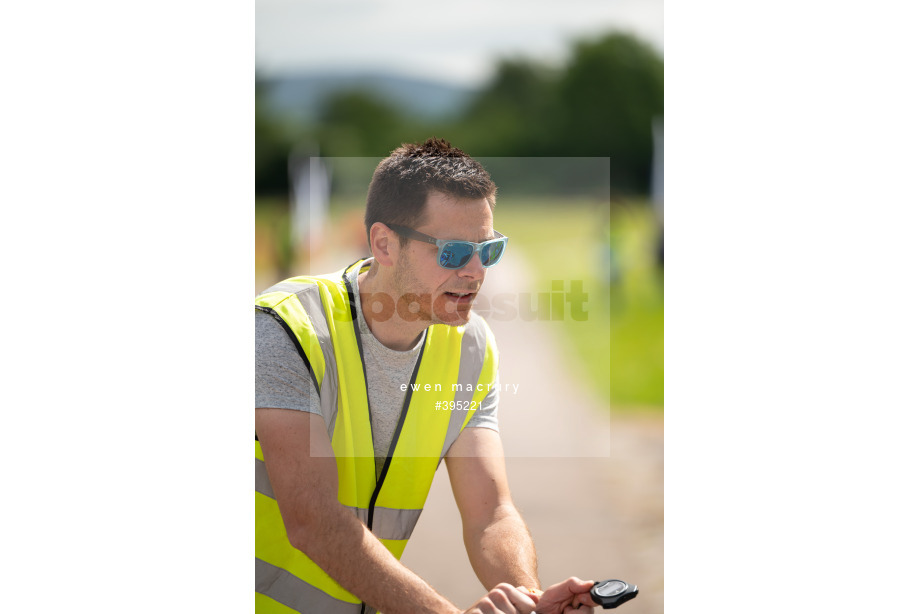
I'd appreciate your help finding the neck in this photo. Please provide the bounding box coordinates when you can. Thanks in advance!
[357,267,428,351]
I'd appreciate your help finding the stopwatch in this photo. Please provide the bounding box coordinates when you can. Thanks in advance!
[589,579,639,609]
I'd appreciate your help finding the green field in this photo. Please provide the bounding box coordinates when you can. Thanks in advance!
[494,198,663,411]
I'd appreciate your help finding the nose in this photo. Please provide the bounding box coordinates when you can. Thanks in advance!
[458,250,486,281]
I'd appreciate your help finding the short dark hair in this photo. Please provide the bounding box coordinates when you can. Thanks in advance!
[364,138,497,246]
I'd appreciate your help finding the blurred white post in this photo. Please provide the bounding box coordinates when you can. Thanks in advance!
[289,149,331,272]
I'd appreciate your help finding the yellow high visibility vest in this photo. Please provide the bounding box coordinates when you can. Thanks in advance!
[255,260,498,614]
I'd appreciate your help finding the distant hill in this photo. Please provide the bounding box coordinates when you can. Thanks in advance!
[259,71,477,123]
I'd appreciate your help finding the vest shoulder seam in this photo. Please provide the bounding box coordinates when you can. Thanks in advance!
[256,277,342,310]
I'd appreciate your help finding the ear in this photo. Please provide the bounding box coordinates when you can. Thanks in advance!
[368,222,398,266]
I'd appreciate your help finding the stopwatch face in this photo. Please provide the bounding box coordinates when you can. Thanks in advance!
[595,580,628,597]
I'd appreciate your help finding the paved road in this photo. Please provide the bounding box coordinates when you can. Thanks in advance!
[399,255,664,614]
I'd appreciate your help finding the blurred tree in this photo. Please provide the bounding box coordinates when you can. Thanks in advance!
[457,32,663,195]
[461,58,559,156]
[554,32,664,193]
[315,90,407,157]
[255,76,294,196]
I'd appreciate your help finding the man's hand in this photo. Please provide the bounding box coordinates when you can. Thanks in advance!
[463,583,539,614]
[524,577,597,614]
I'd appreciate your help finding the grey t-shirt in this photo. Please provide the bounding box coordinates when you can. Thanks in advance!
[255,261,499,474]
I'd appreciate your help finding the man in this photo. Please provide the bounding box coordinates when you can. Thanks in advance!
[255,138,598,613]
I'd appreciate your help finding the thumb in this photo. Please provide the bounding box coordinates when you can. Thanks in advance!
[575,591,598,608]
[562,576,595,592]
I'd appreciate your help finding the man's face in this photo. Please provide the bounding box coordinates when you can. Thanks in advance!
[392,190,494,327]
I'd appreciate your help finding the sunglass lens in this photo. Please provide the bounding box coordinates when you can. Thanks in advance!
[481,241,505,267]
[440,243,473,268]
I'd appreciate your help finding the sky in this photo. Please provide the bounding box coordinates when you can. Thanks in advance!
[255,0,663,86]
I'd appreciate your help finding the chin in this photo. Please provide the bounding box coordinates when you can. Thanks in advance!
[435,307,473,327]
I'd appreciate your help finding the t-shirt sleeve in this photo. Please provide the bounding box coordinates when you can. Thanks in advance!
[465,371,500,432]
[255,310,320,414]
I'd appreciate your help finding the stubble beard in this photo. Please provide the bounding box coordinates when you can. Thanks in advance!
[393,253,471,327]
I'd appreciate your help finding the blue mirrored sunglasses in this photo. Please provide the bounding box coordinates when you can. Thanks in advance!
[389,225,509,269]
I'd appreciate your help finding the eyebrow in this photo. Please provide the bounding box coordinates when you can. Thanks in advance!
[420,231,496,243]
[394,224,501,245]
[452,234,495,244]
[447,228,498,243]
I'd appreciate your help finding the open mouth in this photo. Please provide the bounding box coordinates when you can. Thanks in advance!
[444,291,475,303]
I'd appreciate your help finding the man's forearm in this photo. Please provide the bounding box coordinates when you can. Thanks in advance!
[290,503,461,614]
[463,503,539,591]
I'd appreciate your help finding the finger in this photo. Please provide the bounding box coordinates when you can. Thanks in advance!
[485,584,532,614]
[562,576,596,593]
[489,589,515,614]
[517,585,543,602]
[496,584,537,613]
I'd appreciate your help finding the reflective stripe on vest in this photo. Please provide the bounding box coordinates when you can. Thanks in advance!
[255,260,498,613]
